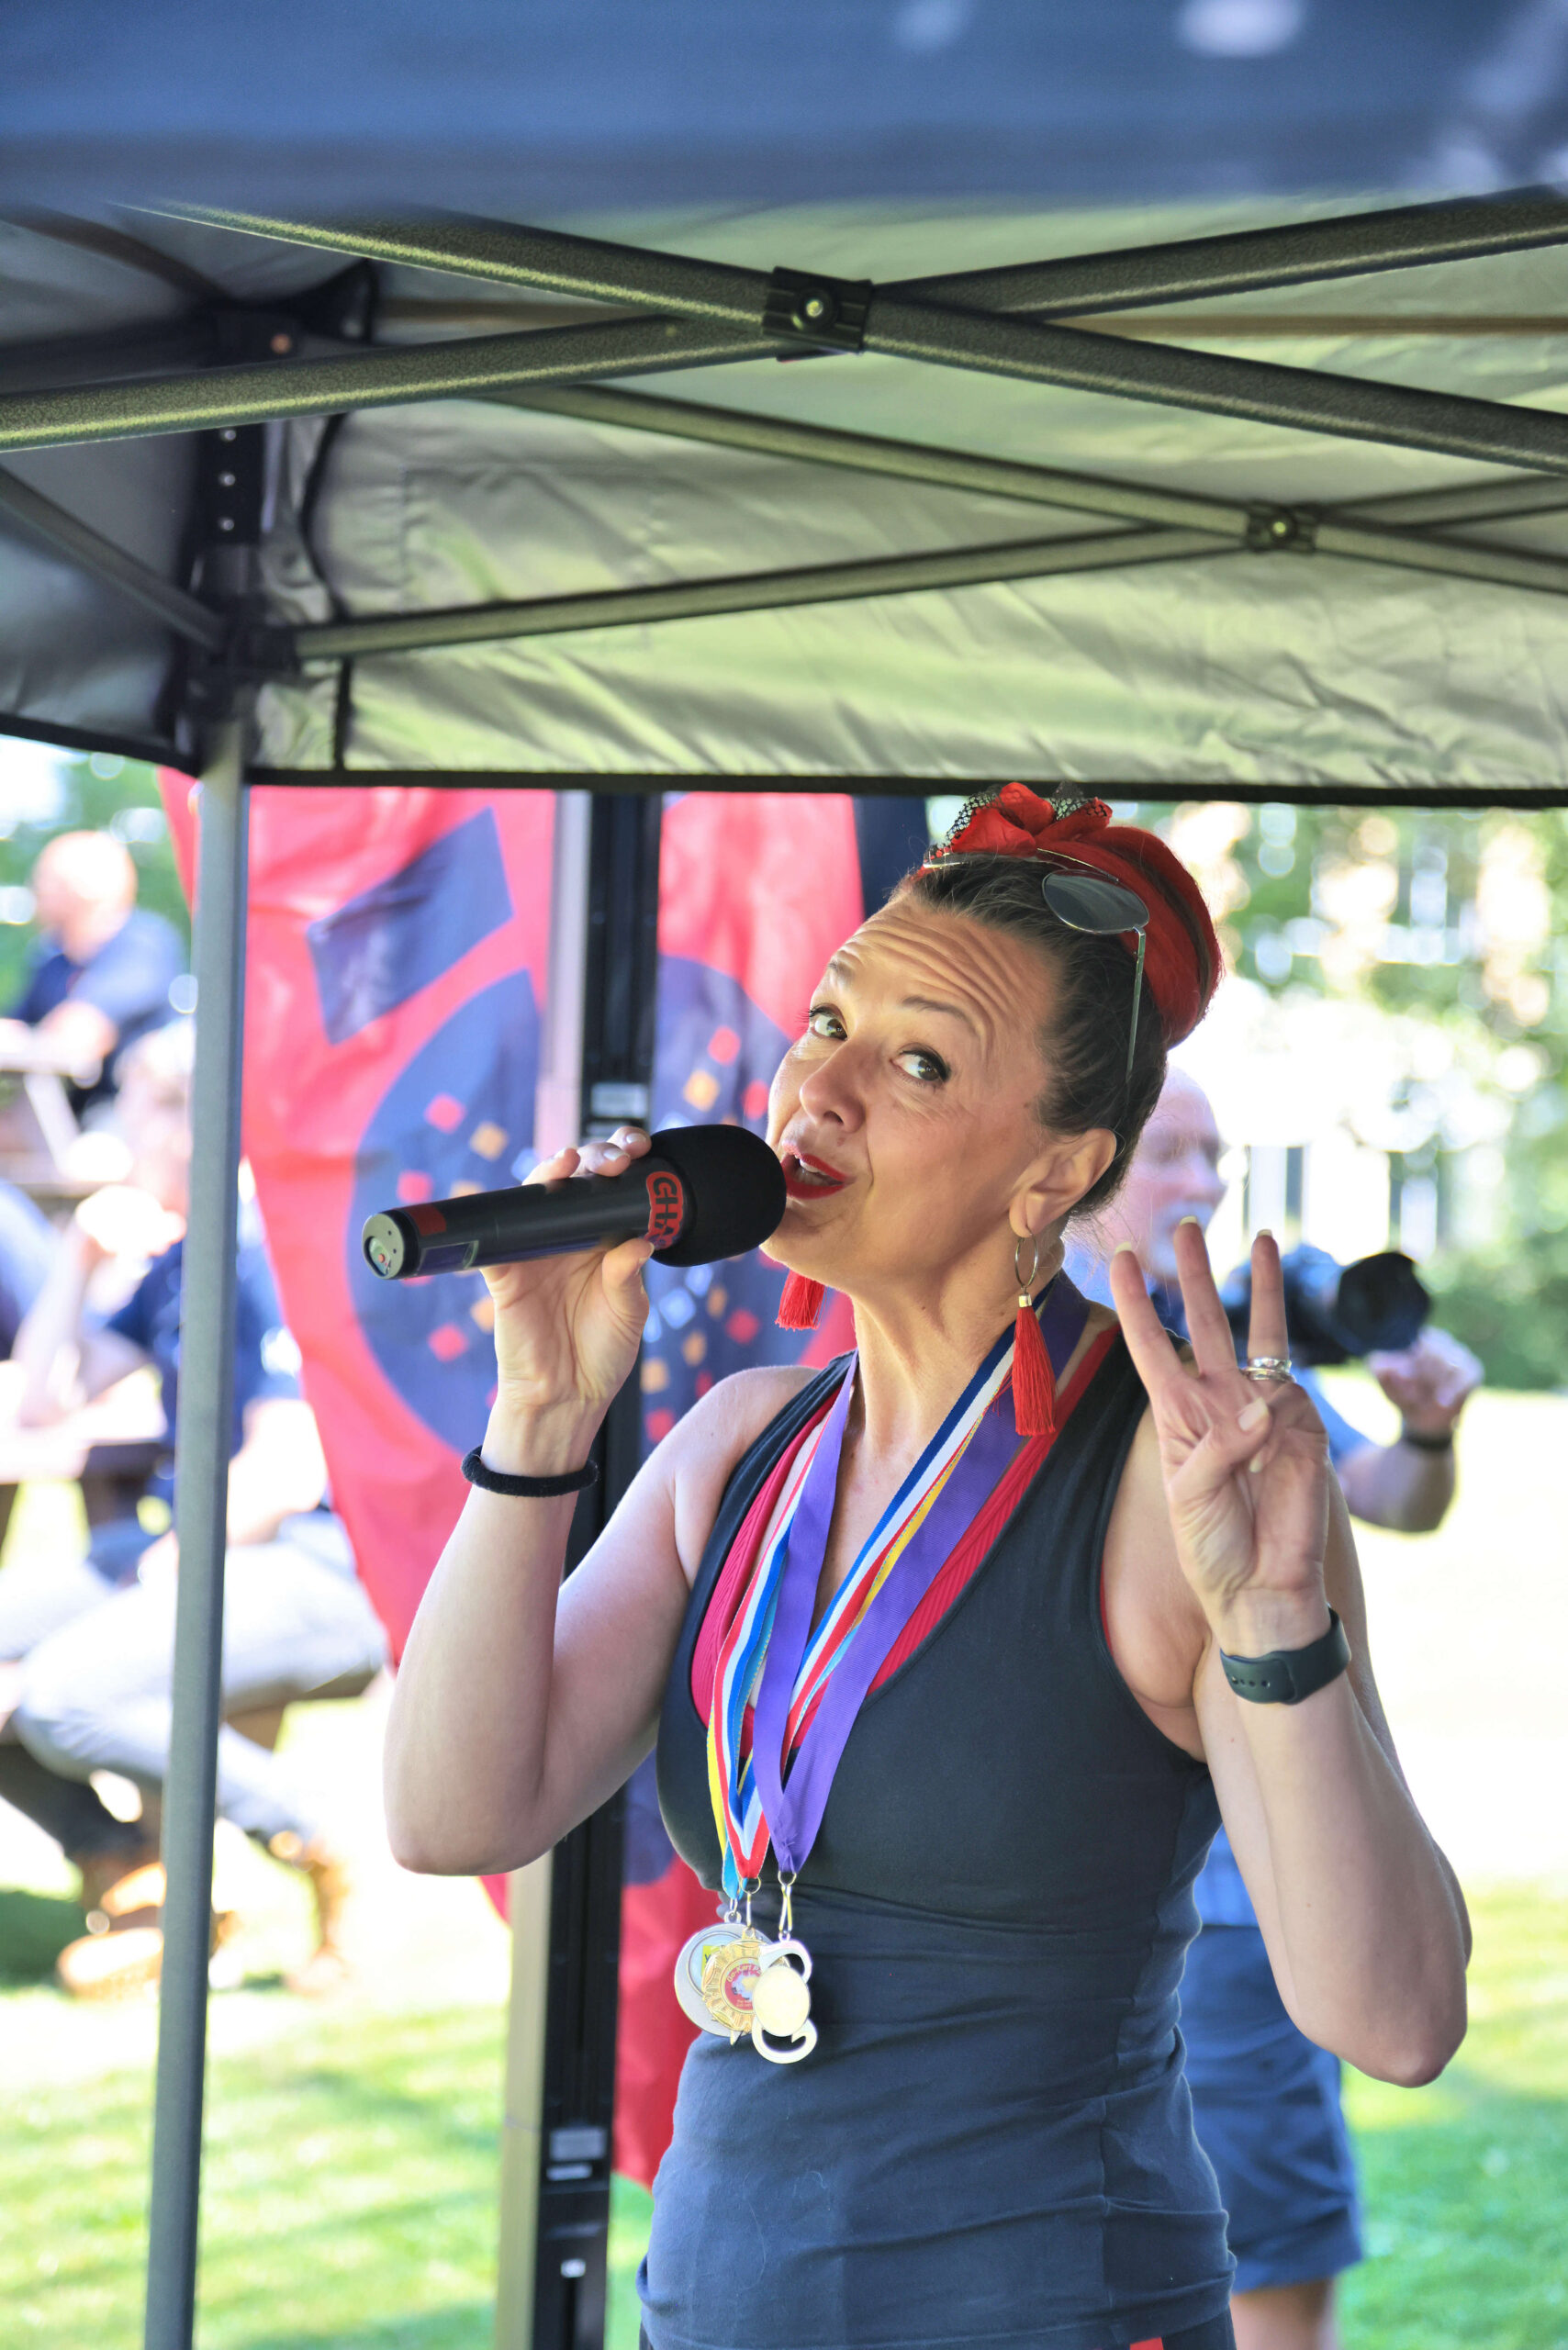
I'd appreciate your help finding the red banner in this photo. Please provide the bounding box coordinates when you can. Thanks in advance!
[160,774,861,2186]
[162,775,555,1655]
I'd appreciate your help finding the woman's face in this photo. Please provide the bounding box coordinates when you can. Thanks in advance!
[765,898,1114,1309]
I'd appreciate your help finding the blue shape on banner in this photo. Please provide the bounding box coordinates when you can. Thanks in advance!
[347,969,539,1451]
[308,810,513,1045]
[639,956,807,1456]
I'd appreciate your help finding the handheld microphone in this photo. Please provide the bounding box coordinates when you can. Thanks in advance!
[361,1123,787,1281]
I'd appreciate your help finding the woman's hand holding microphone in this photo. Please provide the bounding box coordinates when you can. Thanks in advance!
[479,1127,656,1478]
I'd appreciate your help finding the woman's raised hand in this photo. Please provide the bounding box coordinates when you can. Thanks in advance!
[481,1128,655,1461]
[1109,1224,1332,1652]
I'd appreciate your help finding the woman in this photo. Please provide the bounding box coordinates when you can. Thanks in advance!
[386,788,1469,2350]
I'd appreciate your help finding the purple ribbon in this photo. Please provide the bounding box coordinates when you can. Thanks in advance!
[750,1278,1090,1878]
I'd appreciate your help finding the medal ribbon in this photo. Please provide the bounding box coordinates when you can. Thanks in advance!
[707,1278,1090,1894]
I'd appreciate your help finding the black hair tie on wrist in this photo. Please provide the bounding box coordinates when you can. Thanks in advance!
[462,1445,599,1497]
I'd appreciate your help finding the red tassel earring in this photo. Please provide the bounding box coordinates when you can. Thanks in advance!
[777,1271,825,1331]
[1011,1235,1057,1440]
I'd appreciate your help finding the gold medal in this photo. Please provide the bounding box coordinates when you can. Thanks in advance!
[700,1932,766,2042]
[673,1923,744,2038]
[672,1886,819,2061]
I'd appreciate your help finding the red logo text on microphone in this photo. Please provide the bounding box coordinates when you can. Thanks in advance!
[644,1170,686,1250]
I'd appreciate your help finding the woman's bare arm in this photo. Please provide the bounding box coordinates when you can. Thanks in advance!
[382,1124,809,1876]
[1106,1227,1469,2089]
[384,1362,802,1875]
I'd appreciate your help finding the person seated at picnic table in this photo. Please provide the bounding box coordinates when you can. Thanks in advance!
[0,829,185,1114]
[1067,1067,1480,2350]
[0,1019,387,1997]
[0,1177,58,1357]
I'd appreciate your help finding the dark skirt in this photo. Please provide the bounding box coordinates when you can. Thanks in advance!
[1182,1923,1362,2294]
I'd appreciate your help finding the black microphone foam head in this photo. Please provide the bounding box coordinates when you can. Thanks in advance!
[648,1124,787,1266]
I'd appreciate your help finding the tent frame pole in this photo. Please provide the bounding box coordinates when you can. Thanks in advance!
[111,193,1568,482]
[492,381,1568,534]
[890,185,1568,315]
[0,464,228,649]
[288,527,1218,659]
[162,186,1568,319]
[142,723,250,2350]
[281,509,1568,667]
[11,186,1568,476]
[0,316,778,453]
[489,382,1568,534]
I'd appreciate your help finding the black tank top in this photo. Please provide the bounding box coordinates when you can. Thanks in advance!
[643,1338,1233,2350]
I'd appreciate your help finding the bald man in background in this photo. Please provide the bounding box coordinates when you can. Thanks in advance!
[1069,1069,1480,2350]
[0,831,185,1114]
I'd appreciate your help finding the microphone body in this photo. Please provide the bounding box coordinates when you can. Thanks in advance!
[362,1123,786,1281]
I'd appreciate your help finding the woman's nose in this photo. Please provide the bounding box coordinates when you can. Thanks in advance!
[796,1044,866,1130]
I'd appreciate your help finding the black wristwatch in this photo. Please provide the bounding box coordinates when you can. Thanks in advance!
[1398,1423,1455,1454]
[1220,1608,1350,1706]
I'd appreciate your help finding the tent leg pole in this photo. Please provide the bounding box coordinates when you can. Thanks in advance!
[498,1854,556,2350]
[497,789,593,2350]
[142,725,250,2350]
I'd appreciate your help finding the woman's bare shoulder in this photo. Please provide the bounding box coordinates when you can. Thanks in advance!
[658,1360,830,1585]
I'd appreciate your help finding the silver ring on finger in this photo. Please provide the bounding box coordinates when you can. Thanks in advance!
[1243,1356,1294,1383]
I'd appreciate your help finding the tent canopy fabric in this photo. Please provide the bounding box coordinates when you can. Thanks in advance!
[9,160,1568,795]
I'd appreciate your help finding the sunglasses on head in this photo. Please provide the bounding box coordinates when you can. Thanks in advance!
[1031,851,1150,1090]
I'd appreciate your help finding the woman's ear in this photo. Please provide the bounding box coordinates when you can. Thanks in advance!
[1012,1127,1118,1239]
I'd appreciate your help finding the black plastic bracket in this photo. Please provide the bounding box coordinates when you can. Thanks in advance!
[1246,504,1319,554]
[764,266,873,353]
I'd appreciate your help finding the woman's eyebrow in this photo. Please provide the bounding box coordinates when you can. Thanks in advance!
[900,994,980,1035]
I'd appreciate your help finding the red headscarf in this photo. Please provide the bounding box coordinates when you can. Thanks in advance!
[924,786,1221,1046]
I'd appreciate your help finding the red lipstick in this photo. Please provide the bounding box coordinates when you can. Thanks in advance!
[781,1149,849,1201]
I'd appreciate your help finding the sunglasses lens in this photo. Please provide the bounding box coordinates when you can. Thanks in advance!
[1041,871,1148,934]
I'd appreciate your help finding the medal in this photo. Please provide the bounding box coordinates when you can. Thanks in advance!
[673,1886,818,2061]
[745,1881,816,2065]
[673,1920,753,2037]
[682,1279,1092,2061]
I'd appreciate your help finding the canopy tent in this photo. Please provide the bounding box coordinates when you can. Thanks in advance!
[8,185,1568,796]
[6,37,1568,2345]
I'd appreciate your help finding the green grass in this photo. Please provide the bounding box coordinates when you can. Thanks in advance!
[1340,1885,1568,2350]
[1,1888,1563,2349]
[4,2004,510,2349]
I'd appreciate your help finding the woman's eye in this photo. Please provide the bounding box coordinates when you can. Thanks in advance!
[806,1006,845,1041]
[896,1049,948,1084]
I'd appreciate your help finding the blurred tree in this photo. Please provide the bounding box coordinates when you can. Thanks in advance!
[1117,797,1564,1392]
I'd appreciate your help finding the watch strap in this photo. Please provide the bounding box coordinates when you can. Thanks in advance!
[1220,1607,1350,1706]
[1398,1423,1455,1454]
[462,1445,599,1498]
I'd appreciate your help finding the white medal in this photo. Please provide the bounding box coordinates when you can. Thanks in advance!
[747,1932,816,2065]
[671,1892,817,2061]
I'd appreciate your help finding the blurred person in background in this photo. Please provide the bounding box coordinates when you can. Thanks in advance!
[0,829,185,1114]
[0,1177,57,1355]
[1068,1068,1481,2350]
[0,1020,386,1996]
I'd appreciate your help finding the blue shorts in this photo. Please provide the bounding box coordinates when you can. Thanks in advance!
[1181,1923,1362,2295]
